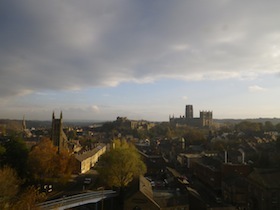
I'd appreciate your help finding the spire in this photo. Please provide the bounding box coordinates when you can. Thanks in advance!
[52,111,55,119]
[22,115,26,130]
[60,111,63,120]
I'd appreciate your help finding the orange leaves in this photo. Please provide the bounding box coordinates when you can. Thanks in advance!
[28,138,74,181]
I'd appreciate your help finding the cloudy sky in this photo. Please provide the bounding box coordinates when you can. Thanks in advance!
[1,0,280,121]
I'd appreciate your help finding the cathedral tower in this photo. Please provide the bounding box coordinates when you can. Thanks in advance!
[185,105,193,119]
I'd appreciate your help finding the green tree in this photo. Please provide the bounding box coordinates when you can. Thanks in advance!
[275,123,280,133]
[0,145,6,156]
[183,128,206,145]
[235,121,262,135]
[97,139,146,210]
[0,135,28,178]
[264,121,275,132]
[148,122,173,139]
[97,139,146,188]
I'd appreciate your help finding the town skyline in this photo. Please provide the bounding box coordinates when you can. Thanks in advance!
[1,1,280,121]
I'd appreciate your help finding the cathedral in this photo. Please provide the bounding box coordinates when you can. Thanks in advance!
[169,105,213,128]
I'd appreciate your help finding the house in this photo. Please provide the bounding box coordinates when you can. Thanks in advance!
[74,144,107,174]
[124,176,189,210]
[246,168,280,210]
[177,153,202,169]
[192,156,222,191]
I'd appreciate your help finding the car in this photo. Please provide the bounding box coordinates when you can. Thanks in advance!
[215,196,222,203]
[84,178,92,184]
[43,184,53,193]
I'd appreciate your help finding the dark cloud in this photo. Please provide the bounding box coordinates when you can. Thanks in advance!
[1,0,280,98]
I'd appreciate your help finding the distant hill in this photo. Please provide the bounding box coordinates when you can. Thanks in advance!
[214,118,280,125]
[0,119,22,131]
[0,119,106,129]
[1,118,280,130]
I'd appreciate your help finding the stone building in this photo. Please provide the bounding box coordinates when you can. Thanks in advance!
[124,176,189,210]
[74,144,107,174]
[50,112,68,153]
[246,168,280,210]
[116,117,156,131]
[170,105,213,128]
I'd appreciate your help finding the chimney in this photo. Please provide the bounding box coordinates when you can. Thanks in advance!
[238,148,245,164]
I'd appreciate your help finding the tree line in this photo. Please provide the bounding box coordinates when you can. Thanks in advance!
[0,135,75,209]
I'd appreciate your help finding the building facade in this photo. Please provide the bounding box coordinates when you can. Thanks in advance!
[74,144,107,174]
[51,112,68,153]
[170,105,213,128]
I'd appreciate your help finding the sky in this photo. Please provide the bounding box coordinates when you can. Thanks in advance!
[1,0,280,122]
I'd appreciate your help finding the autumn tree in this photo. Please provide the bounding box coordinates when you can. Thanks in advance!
[0,166,46,210]
[28,138,57,180]
[55,149,76,182]
[0,166,21,209]
[28,137,75,182]
[11,186,46,210]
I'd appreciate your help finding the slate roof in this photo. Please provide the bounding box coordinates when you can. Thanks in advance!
[248,168,280,189]
[75,144,106,162]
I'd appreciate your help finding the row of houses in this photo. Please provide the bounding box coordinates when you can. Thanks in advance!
[74,143,107,174]
[177,151,280,210]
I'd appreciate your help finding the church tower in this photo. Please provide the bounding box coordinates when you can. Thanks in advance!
[22,115,26,131]
[51,111,68,153]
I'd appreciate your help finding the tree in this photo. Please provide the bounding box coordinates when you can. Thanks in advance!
[0,145,5,156]
[28,138,57,180]
[11,186,45,210]
[55,149,76,182]
[264,121,275,132]
[182,128,206,145]
[0,166,21,209]
[28,137,75,182]
[0,135,28,178]
[97,139,147,189]
[97,139,146,210]
[0,166,46,210]
[148,122,174,139]
[275,123,280,133]
[235,121,262,135]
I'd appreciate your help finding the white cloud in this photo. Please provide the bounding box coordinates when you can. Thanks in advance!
[91,105,100,113]
[182,96,188,100]
[248,85,267,92]
[1,0,280,99]
[171,44,189,51]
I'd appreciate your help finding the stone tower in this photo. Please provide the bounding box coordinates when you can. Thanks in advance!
[185,105,193,119]
[51,111,68,153]
[200,111,213,127]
